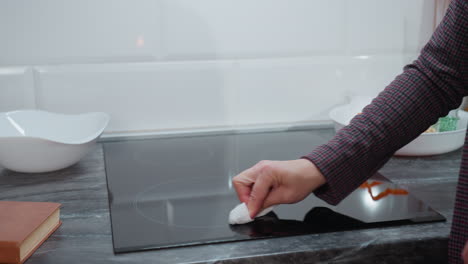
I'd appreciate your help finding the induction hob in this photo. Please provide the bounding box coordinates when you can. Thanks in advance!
[103,130,445,253]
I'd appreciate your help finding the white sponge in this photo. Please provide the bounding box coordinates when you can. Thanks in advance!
[228,203,275,225]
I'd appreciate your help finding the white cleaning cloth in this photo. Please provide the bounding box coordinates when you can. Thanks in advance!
[228,203,275,225]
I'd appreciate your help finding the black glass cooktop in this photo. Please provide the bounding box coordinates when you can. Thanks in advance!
[103,130,445,253]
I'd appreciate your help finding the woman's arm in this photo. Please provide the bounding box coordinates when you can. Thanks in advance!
[232,0,468,219]
[304,0,468,205]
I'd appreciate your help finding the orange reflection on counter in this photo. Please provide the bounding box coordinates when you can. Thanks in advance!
[359,181,409,201]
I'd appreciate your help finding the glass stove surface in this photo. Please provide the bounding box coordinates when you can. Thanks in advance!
[103,130,445,253]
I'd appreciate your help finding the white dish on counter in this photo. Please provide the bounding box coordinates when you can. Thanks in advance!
[0,110,110,173]
[329,96,468,156]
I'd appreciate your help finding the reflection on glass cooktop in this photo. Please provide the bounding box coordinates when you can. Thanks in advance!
[103,130,445,253]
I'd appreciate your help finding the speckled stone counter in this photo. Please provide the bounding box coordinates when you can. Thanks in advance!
[0,128,459,264]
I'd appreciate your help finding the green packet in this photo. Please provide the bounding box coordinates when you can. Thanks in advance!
[437,116,459,132]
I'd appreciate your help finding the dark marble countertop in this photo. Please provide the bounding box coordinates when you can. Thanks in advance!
[0,128,460,264]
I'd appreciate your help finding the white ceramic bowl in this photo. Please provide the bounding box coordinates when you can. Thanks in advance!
[0,110,110,173]
[329,96,468,156]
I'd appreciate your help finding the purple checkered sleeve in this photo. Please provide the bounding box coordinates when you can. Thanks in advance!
[302,0,468,263]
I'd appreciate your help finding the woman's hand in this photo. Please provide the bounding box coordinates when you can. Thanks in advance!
[232,159,326,219]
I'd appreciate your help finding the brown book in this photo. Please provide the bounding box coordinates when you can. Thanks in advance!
[0,201,62,264]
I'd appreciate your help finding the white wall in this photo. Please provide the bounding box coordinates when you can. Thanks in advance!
[0,0,438,134]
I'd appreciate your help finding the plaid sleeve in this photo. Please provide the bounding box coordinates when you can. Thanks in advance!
[303,0,468,206]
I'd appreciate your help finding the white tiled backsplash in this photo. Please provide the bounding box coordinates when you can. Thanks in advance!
[0,0,439,134]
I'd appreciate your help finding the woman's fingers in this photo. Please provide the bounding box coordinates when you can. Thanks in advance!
[232,159,326,221]
[232,180,251,204]
[233,161,277,218]
[232,166,258,204]
[246,163,277,218]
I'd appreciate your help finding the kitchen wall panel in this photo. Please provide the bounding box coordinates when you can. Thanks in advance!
[343,54,417,98]
[0,0,162,66]
[34,62,239,133]
[160,0,346,60]
[33,55,413,133]
[345,0,435,54]
[0,0,438,134]
[232,57,347,125]
[0,67,35,112]
[0,0,435,65]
